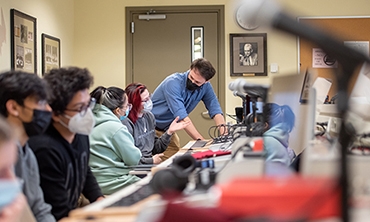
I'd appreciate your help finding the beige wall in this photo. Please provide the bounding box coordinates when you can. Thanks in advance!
[0,0,74,74]
[1,0,370,124]
[73,0,370,123]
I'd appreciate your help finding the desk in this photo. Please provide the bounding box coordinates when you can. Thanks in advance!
[60,143,199,222]
[61,141,337,222]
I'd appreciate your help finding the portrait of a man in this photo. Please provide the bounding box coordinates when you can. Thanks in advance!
[239,42,258,66]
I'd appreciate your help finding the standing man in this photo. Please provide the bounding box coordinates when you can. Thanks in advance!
[151,58,226,160]
[240,43,258,66]
[0,71,55,222]
[28,67,104,221]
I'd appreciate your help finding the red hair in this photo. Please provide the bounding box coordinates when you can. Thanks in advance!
[125,83,147,124]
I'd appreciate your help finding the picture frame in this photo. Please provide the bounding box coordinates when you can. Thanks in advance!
[230,33,267,76]
[42,33,61,75]
[10,9,37,73]
[191,26,204,62]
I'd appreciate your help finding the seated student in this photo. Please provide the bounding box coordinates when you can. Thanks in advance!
[262,103,296,166]
[28,67,104,221]
[247,103,296,165]
[123,83,189,165]
[89,86,142,195]
[0,71,55,222]
[0,117,27,222]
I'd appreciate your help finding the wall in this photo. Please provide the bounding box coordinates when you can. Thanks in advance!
[1,0,370,151]
[0,0,74,75]
[73,0,370,122]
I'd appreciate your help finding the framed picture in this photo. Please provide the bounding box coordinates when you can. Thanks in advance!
[10,9,37,73]
[42,34,61,75]
[230,33,267,76]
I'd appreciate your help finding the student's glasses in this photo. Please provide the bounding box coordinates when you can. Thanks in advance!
[65,98,96,116]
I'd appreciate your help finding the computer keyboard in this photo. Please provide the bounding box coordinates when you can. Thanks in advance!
[107,184,155,207]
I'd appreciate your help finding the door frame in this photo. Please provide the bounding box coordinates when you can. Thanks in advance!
[125,5,226,113]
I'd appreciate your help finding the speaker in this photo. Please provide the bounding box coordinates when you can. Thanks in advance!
[150,154,197,195]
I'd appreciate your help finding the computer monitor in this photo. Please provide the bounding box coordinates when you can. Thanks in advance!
[268,70,315,155]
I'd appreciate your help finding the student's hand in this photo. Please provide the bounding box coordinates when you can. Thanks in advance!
[96,196,105,201]
[167,116,190,135]
[152,153,164,164]
[0,193,26,222]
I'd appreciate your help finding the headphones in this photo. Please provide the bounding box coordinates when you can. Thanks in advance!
[150,154,197,195]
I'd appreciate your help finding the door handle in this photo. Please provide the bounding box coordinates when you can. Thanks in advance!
[201,111,211,119]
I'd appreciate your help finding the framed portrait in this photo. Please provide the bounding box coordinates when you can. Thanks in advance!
[42,34,61,75]
[10,9,37,73]
[230,33,267,76]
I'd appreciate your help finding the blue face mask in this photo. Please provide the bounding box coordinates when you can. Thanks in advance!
[119,108,130,121]
[0,179,22,211]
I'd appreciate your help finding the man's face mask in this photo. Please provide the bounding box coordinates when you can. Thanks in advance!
[20,108,52,137]
[186,78,201,91]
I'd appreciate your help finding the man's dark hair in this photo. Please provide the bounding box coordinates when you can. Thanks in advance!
[190,58,216,81]
[44,67,94,114]
[0,71,48,117]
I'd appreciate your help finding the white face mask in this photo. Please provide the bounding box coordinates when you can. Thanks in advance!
[60,108,95,135]
[143,99,153,112]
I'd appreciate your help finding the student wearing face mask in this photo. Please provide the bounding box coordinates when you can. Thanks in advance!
[0,71,55,222]
[0,117,27,222]
[122,83,189,165]
[89,86,142,195]
[28,67,104,221]
[151,58,226,160]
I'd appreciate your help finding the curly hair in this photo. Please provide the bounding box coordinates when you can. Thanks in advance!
[90,86,126,112]
[0,70,48,117]
[125,83,147,124]
[43,67,93,114]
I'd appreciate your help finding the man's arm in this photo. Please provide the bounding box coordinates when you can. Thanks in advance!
[182,116,204,140]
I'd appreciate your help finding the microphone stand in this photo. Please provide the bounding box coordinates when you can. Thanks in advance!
[242,95,250,125]
[332,62,358,222]
[271,11,370,222]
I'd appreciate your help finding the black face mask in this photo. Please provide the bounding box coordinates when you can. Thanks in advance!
[186,78,201,91]
[22,109,52,137]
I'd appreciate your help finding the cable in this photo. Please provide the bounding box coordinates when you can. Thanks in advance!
[226,113,237,121]
[214,137,253,174]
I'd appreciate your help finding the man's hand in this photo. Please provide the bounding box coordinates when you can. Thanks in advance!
[218,124,228,136]
[167,116,190,135]
[153,153,164,164]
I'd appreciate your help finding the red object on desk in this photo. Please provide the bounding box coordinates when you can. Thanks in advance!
[191,150,231,160]
[218,176,341,221]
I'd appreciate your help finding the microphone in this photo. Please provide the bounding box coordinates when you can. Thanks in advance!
[239,0,370,69]
[233,91,247,100]
[229,78,269,100]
